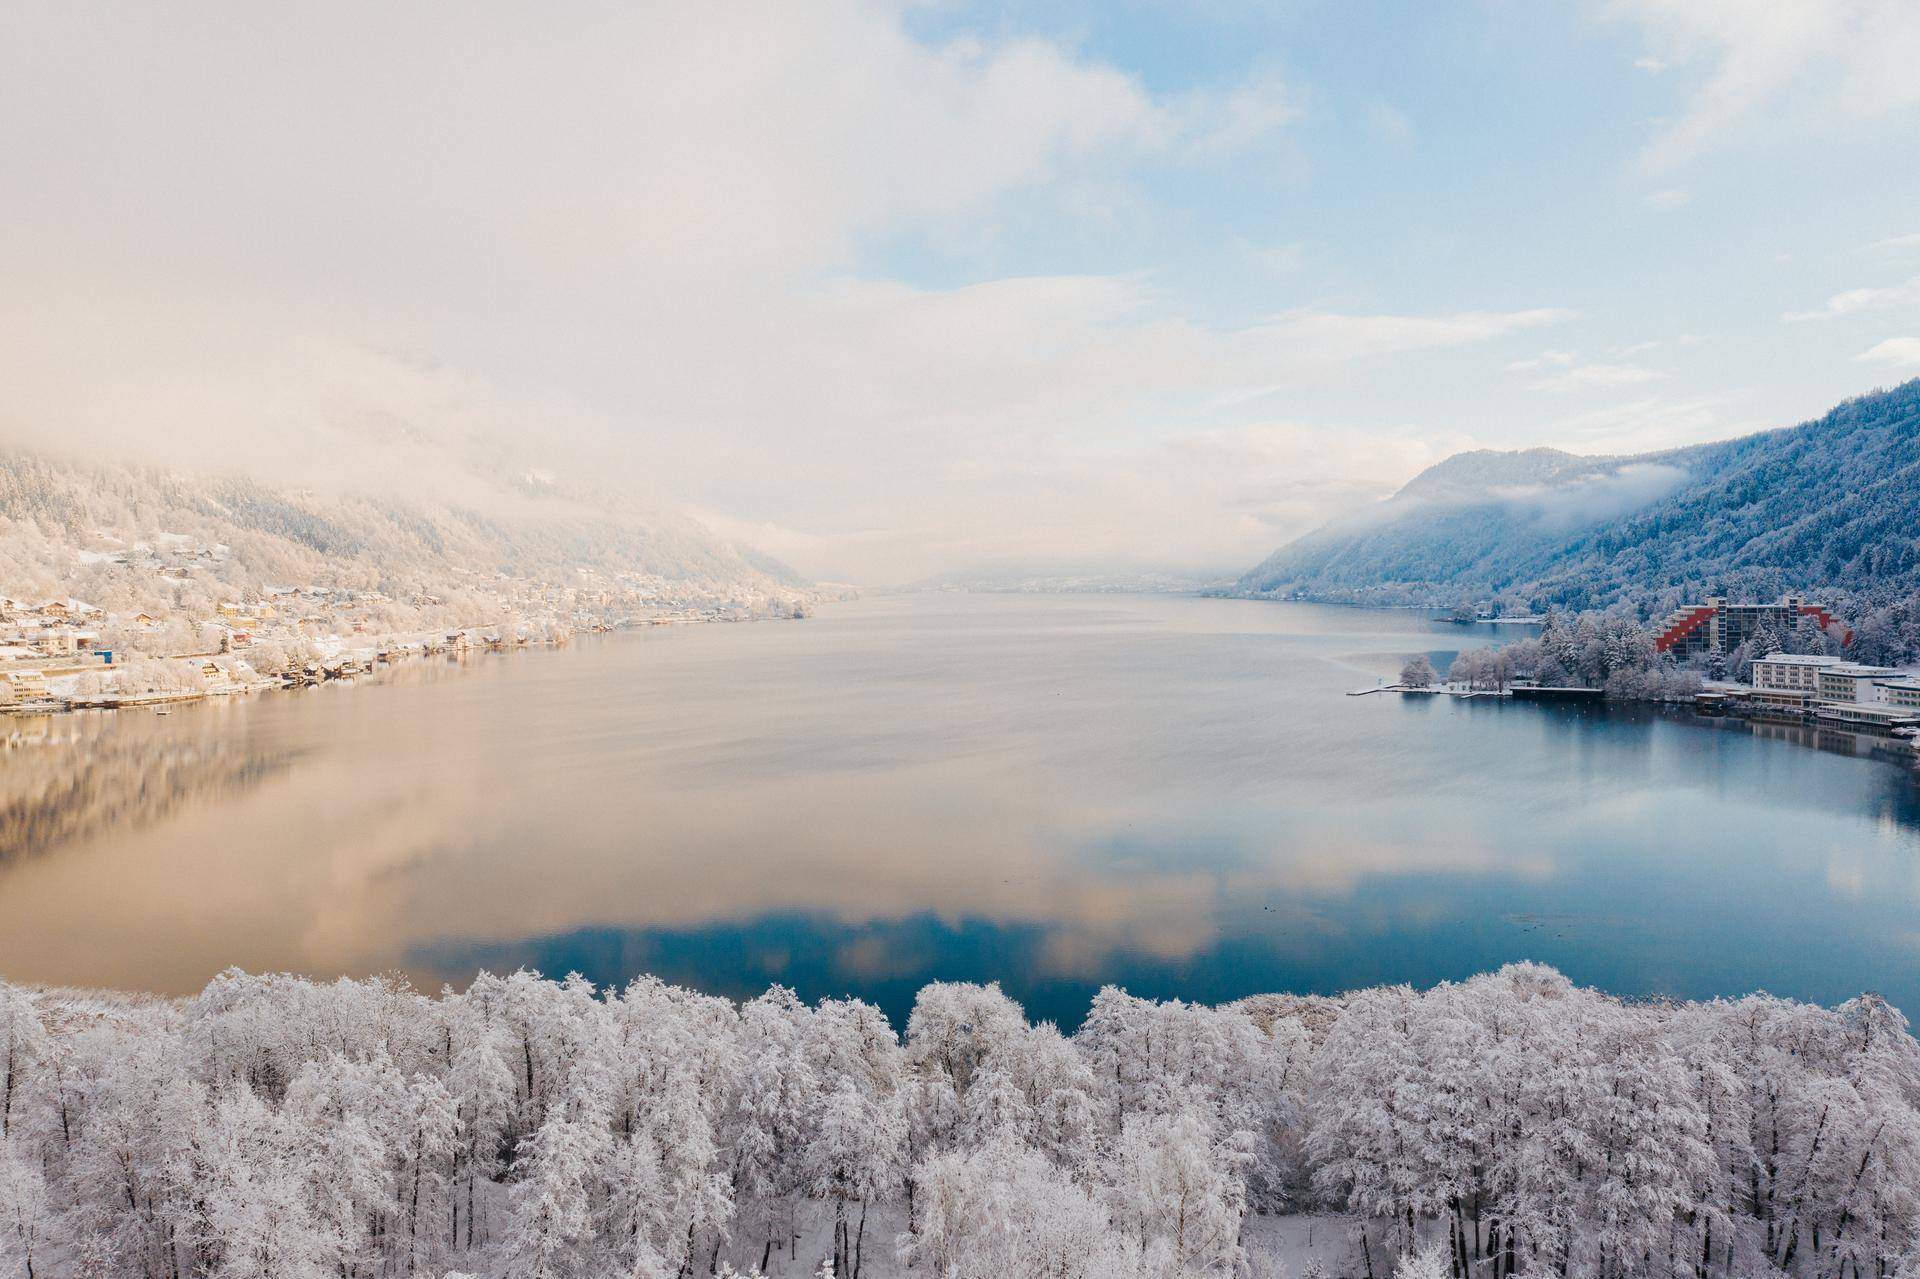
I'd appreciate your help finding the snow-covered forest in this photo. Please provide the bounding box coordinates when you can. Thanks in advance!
[0,446,809,629]
[1238,380,1920,633]
[3,964,1918,1279]
[1442,610,1705,700]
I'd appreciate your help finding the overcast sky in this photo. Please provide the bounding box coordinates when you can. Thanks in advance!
[4,1,1919,584]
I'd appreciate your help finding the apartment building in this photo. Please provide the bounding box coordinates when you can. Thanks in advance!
[1654,595,1849,657]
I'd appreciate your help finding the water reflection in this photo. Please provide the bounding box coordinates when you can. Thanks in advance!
[1,595,1917,1021]
[0,710,296,864]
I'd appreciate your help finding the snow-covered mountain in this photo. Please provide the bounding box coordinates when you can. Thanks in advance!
[0,443,810,614]
[1238,379,1920,610]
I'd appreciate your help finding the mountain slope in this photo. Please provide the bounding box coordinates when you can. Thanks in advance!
[0,445,809,612]
[1238,379,1920,610]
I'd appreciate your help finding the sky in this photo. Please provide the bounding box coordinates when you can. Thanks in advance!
[3,1,1919,585]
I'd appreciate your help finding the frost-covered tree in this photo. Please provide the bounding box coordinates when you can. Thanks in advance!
[7,963,1920,1279]
[0,1138,50,1279]
[901,1140,1142,1279]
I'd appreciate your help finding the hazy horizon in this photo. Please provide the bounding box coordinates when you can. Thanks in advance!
[5,1,1920,586]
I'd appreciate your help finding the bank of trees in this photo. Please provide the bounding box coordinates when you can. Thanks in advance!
[1443,611,1701,701]
[2,964,1919,1279]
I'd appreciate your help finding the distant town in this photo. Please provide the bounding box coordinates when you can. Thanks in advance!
[1393,592,1920,770]
[0,528,812,714]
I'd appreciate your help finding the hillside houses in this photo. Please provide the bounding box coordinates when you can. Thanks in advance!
[1,564,806,715]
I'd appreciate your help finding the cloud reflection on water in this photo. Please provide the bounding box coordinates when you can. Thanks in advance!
[2,595,1919,1024]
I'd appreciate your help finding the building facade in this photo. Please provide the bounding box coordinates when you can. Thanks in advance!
[1815,664,1899,704]
[1749,653,1844,692]
[1654,595,1849,657]
[1873,677,1920,709]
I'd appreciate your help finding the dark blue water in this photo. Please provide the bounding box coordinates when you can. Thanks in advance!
[4,593,1918,1027]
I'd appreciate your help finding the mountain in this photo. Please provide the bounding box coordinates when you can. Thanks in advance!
[1238,379,1920,611]
[0,444,810,616]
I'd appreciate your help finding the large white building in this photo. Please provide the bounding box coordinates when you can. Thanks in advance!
[1746,652,1920,727]
[1816,663,1902,704]
[1878,677,1920,710]
[1749,653,1844,693]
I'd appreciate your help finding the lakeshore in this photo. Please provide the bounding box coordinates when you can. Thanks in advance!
[6,592,1920,1027]
[1,601,810,716]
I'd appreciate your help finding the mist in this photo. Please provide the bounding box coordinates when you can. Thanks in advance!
[3,1,1895,585]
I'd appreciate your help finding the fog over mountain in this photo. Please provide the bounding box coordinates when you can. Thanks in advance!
[7,4,1920,585]
[1240,379,1920,609]
[0,440,809,618]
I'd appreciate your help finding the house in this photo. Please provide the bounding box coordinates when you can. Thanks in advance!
[2,670,50,700]
[39,595,103,618]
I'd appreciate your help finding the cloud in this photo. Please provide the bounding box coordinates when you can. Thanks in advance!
[1608,0,1920,168]
[1872,232,1920,253]
[1644,188,1691,209]
[655,286,1561,580]
[1168,74,1301,159]
[0,2,1580,586]
[1490,462,1692,530]
[702,417,1476,584]
[1537,394,1749,454]
[1856,337,1920,368]
[1243,241,1307,274]
[1529,363,1664,393]
[1507,352,1663,393]
[1367,101,1414,145]
[1782,275,1920,321]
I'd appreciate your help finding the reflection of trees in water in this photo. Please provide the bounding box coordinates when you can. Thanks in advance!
[0,648,520,868]
[0,716,295,864]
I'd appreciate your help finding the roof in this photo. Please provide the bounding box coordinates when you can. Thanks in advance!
[1754,652,1844,667]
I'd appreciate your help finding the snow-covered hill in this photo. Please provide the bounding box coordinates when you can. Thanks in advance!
[1239,379,1920,611]
[0,444,810,619]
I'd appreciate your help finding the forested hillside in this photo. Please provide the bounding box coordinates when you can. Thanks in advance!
[3,964,1916,1279]
[1240,379,1920,613]
[0,446,808,621]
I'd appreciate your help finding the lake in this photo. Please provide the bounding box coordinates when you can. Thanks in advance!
[4,592,1919,1028]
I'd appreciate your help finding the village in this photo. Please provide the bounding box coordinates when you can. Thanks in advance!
[0,538,812,715]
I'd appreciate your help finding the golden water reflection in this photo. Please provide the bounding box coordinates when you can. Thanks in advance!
[3,595,1919,1026]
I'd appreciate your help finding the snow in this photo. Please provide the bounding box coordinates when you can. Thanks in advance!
[5,964,1920,1278]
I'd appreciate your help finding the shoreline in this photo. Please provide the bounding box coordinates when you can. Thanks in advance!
[0,607,810,719]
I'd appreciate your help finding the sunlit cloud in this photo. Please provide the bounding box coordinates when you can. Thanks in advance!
[1782,276,1920,322]
[1607,0,1920,169]
[1856,337,1920,369]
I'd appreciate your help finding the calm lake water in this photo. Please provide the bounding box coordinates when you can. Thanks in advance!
[4,593,1920,1027]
